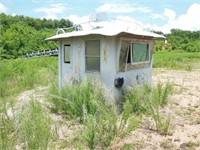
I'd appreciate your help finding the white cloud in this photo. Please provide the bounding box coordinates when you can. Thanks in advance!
[66,15,89,25]
[96,3,151,13]
[164,8,176,20]
[65,3,200,34]
[65,14,145,31]
[0,2,8,13]
[150,3,200,33]
[65,15,92,30]
[151,14,166,20]
[176,3,200,30]
[35,4,70,20]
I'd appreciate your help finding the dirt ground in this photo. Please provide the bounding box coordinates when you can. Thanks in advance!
[112,68,200,150]
[11,67,200,150]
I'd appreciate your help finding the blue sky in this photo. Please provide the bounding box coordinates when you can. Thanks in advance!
[0,0,200,33]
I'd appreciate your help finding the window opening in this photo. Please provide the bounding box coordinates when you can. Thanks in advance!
[85,40,100,72]
[64,44,70,63]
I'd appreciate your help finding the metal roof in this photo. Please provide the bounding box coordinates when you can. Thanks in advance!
[45,26,165,41]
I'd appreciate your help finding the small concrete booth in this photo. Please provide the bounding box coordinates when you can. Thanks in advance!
[46,23,165,103]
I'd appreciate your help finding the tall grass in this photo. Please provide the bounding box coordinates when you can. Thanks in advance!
[125,82,173,135]
[0,57,57,98]
[0,57,57,149]
[0,98,16,150]
[49,78,102,120]
[49,79,140,149]
[18,100,53,149]
[0,99,54,149]
[153,50,200,70]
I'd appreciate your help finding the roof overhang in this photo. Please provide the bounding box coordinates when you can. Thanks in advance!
[45,27,165,41]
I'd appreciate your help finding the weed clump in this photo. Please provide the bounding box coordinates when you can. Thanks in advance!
[18,100,53,149]
[125,82,173,135]
[49,79,140,149]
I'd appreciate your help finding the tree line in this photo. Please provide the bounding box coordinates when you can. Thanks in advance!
[0,13,199,59]
[154,29,200,52]
[0,13,73,59]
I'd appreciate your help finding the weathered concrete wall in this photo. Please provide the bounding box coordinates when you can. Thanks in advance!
[58,35,154,103]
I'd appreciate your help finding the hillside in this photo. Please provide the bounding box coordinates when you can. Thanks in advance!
[0,13,199,59]
[0,13,73,59]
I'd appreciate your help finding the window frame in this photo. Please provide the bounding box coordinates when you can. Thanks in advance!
[131,42,150,65]
[64,44,71,63]
[85,39,100,72]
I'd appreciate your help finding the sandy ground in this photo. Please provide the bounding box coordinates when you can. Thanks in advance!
[112,68,200,150]
[10,67,200,150]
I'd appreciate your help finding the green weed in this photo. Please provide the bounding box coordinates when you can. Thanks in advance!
[0,57,57,98]
[49,78,103,121]
[18,100,53,149]
[0,98,16,150]
[49,79,139,149]
[84,114,97,150]
[186,141,200,149]
[125,82,173,135]
[153,51,200,70]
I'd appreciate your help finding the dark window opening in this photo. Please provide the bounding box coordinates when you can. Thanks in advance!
[64,44,70,63]
[127,46,131,63]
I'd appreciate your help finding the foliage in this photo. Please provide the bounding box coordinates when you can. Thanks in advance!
[0,13,73,59]
[49,79,140,149]
[153,50,200,70]
[0,98,16,150]
[0,57,57,149]
[49,78,102,120]
[18,100,53,149]
[0,98,53,150]
[125,82,173,135]
[154,29,200,52]
[0,57,58,98]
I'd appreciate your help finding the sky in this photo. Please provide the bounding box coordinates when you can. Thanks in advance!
[0,0,200,33]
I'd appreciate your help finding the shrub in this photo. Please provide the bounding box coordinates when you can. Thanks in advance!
[49,78,104,120]
[49,79,140,149]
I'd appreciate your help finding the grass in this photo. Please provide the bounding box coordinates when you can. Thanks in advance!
[18,100,53,149]
[185,141,200,149]
[0,50,198,149]
[160,140,175,149]
[153,50,200,70]
[0,99,54,150]
[49,79,172,149]
[49,79,140,149]
[49,78,102,120]
[0,57,57,98]
[125,82,173,135]
[0,57,57,149]
[0,98,16,150]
